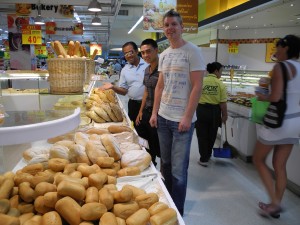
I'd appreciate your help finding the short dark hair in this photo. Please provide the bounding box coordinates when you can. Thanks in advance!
[206,62,223,73]
[122,41,138,51]
[276,34,300,59]
[163,9,183,24]
[140,38,158,49]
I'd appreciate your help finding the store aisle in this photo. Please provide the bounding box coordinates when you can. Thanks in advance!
[185,135,300,225]
[117,93,300,225]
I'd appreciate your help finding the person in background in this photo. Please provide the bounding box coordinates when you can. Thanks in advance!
[135,38,161,166]
[149,9,206,216]
[113,60,122,74]
[99,41,148,125]
[253,34,300,218]
[195,62,228,167]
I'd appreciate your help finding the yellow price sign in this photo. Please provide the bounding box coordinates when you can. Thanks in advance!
[22,30,42,45]
[35,45,47,57]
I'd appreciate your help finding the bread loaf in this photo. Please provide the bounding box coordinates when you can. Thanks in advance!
[100,134,121,161]
[126,208,150,225]
[55,196,81,225]
[86,110,106,123]
[88,171,108,190]
[100,212,118,225]
[101,103,118,122]
[109,102,123,121]
[121,150,151,171]
[69,144,91,165]
[108,125,132,134]
[0,213,20,225]
[85,128,110,135]
[149,208,177,225]
[135,193,159,209]
[85,141,109,164]
[98,187,114,210]
[57,180,86,201]
[48,158,69,172]
[74,132,89,147]
[112,201,139,219]
[93,106,112,122]
[80,202,107,221]
[117,167,140,177]
[85,187,99,203]
[34,196,53,214]
[41,211,62,225]
[148,202,169,216]
[49,145,69,160]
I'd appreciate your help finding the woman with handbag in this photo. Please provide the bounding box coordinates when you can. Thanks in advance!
[253,35,300,218]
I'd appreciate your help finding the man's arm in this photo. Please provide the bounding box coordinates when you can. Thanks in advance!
[99,82,128,95]
[149,72,164,128]
[179,70,204,131]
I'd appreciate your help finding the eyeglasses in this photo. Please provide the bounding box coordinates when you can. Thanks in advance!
[124,50,134,57]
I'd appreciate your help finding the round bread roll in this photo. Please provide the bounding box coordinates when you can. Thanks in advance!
[121,150,151,171]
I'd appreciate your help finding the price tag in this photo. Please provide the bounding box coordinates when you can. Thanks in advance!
[35,45,48,57]
[22,25,42,45]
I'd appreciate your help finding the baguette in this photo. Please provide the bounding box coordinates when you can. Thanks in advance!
[91,49,98,59]
[73,41,81,56]
[67,40,75,56]
[54,41,67,58]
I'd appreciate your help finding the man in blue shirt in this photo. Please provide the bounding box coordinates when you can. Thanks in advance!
[100,41,148,124]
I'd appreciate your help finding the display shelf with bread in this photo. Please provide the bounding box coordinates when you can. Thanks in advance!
[0,88,185,224]
[0,122,184,225]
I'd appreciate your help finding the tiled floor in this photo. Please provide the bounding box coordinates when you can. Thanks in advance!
[118,94,300,225]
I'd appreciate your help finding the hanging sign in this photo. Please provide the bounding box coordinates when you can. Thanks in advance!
[45,22,83,35]
[177,0,198,33]
[16,4,74,18]
[143,0,176,32]
[265,38,279,63]
[228,42,239,54]
[21,25,42,45]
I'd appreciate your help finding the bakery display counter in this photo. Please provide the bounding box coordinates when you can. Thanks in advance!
[226,102,256,162]
[0,90,185,225]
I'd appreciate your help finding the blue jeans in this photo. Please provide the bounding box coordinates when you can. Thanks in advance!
[157,115,194,215]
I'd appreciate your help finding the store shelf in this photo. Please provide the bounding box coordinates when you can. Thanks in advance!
[0,108,80,146]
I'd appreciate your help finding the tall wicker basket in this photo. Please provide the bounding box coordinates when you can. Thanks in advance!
[85,59,95,84]
[47,58,85,94]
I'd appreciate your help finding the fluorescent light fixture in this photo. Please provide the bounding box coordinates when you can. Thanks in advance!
[128,16,144,34]
[34,4,45,25]
[74,12,81,22]
[88,0,102,12]
[92,13,101,25]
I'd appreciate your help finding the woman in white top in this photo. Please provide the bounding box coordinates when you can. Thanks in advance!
[253,35,300,218]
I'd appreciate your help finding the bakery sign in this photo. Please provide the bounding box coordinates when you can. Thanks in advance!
[15,3,74,18]
[46,22,83,35]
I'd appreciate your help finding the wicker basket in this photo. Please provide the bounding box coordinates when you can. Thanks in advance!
[47,58,85,94]
[85,59,95,84]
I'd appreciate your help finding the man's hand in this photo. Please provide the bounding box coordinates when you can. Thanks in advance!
[135,112,143,126]
[98,82,113,90]
[178,116,192,132]
[149,114,157,128]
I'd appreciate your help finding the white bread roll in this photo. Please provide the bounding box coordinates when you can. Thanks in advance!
[68,144,91,165]
[100,134,121,161]
[23,146,50,161]
[121,150,151,171]
[49,145,69,160]
[85,141,109,164]
[74,132,89,147]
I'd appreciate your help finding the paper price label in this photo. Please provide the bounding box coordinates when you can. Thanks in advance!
[22,30,42,45]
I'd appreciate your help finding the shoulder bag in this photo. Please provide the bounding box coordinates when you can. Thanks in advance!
[262,62,288,128]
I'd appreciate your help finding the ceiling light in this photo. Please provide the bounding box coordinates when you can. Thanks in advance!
[34,4,45,25]
[92,13,101,25]
[128,16,144,34]
[88,0,102,12]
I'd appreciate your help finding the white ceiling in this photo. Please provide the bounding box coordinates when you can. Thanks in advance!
[0,0,299,52]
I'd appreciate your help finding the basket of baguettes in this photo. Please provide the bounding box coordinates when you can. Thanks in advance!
[0,125,179,225]
[47,40,98,94]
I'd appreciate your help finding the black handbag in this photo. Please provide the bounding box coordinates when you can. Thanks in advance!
[263,62,288,128]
